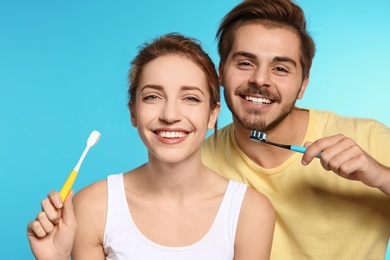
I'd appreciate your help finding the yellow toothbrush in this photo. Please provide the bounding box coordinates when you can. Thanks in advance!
[59,130,101,201]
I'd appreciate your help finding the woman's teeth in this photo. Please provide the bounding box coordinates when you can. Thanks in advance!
[157,131,187,138]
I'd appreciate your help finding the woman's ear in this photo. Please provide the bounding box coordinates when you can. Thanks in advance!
[129,101,137,127]
[208,102,221,130]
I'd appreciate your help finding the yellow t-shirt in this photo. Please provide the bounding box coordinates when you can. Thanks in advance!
[201,108,390,260]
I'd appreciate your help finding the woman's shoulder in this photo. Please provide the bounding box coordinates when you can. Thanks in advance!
[242,187,275,217]
[75,178,107,200]
[73,178,108,217]
[238,186,275,238]
[243,187,274,212]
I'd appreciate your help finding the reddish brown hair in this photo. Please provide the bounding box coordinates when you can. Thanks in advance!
[128,33,220,132]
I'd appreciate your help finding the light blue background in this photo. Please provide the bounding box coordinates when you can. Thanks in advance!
[1,0,389,258]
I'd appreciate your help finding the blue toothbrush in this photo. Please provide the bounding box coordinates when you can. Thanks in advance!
[249,130,320,158]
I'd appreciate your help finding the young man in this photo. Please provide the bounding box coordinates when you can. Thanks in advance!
[201,0,390,259]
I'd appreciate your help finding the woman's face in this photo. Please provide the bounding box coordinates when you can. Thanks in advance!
[131,54,219,163]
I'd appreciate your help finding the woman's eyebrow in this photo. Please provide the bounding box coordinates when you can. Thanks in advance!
[140,84,163,92]
[181,86,205,96]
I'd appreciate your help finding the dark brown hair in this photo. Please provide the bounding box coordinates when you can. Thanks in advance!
[217,0,315,79]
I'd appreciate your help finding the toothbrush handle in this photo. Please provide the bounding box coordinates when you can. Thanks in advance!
[59,169,79,201]
[290,145,321,158]
[290,145,307,154]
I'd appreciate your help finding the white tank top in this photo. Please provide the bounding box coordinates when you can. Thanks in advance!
[103,173,247,260]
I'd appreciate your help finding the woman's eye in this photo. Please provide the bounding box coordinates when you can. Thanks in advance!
[143,95,159,101]
[185,96,201,102]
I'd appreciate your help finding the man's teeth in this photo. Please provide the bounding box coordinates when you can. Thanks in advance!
[158,131,187,138]
[245,96,272,104]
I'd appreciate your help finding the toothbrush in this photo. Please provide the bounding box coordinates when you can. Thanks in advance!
[59,130,101,201]
[249,130,320,158]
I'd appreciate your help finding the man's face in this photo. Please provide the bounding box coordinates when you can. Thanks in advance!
[220,23,308,132]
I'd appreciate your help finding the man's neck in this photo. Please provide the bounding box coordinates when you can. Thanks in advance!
[234,109,309,168]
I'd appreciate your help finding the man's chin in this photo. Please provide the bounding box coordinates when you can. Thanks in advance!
[233,116,268,132]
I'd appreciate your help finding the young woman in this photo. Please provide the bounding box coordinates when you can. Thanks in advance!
[27,33,275,260]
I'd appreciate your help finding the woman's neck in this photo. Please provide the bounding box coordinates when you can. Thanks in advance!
[140,152,208,197]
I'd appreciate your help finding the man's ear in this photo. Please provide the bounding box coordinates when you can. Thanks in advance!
[208,102,221,130]
[297,75,309,100]
[129,101,137,127]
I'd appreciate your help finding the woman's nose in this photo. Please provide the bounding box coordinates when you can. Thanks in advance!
[159,101,182,123]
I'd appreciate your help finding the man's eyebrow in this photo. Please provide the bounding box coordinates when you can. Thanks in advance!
[273,56,297,67]
[231,51,257,60]
[232,52,297,68]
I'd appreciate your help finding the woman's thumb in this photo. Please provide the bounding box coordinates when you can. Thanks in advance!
[62,190,77,230]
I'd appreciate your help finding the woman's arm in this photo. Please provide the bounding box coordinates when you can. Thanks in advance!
[234,187,275,260]
[71,180,108,260]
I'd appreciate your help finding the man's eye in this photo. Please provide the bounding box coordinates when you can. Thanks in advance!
[275,67,288,73]
[238,61,251,67]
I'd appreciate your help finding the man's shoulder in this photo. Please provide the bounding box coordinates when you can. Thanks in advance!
[204,123,233,144]
[312,108,385,127]
[202,123,234,160]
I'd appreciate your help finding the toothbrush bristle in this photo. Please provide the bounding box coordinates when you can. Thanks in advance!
[250,130,267,141]
[259,132,267,140]
[87,130,101,146]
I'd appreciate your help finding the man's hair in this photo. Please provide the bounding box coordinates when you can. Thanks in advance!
[216,0,315,78]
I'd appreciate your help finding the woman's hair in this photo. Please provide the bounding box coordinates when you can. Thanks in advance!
[128,33,220,133]
[216,0,315,79]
